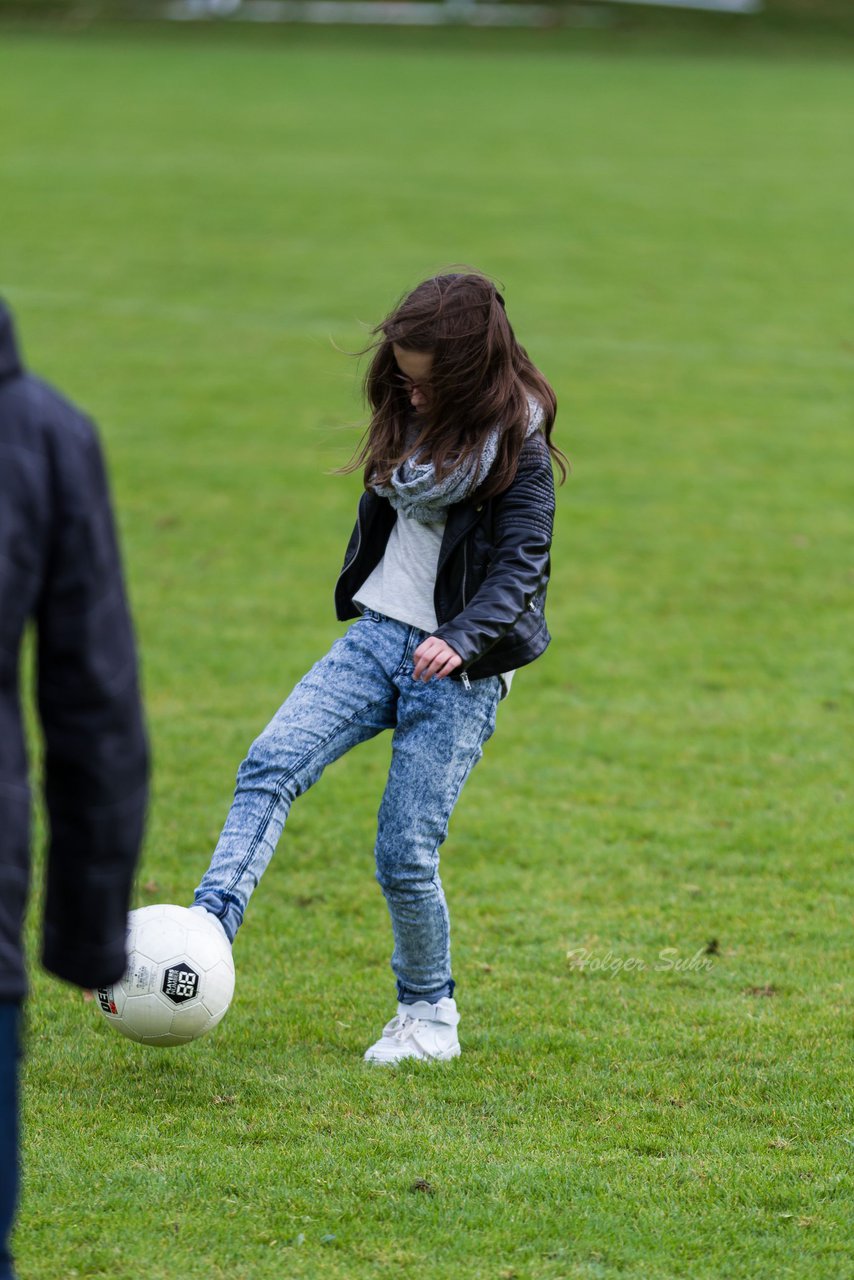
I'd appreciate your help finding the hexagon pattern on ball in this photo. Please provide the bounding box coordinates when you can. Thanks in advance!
[95,904,235,1046]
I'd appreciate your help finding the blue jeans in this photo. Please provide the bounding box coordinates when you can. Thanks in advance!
[194,610,502,1005]
[0,1002,21,1280]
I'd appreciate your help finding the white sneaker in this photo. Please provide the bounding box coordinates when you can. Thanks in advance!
[363,997,461,1065]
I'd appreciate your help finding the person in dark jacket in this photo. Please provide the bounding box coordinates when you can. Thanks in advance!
[190,272,567,1065]
[0,300,148,1280]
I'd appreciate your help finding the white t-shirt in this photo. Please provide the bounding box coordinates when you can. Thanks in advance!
[353,509,515,698]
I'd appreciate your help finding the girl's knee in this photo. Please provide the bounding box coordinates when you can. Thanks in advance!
[375,860,441,897]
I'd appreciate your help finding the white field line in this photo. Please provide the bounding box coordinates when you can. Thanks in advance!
[165,0,761,23]
[166,0,569,25]
[2,282,850,371]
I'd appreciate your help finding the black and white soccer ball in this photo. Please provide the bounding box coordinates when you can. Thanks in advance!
[95,904,235,1047]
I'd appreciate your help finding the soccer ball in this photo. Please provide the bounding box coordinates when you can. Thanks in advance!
[95,904,235,1047]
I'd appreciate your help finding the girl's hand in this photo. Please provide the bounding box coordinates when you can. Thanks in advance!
[412,636,463,682]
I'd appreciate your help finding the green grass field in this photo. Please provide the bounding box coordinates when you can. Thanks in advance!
[1,23,852,1280]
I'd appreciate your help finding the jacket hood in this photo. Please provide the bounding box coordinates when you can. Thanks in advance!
[0,300,23,383]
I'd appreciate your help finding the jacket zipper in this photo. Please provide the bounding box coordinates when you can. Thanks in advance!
[458,541,474,690]
[455,513,484,691]
[436,506,482,595]
[336,502,363,593]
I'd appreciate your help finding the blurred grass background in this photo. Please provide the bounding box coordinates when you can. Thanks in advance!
[2,17,852,1280]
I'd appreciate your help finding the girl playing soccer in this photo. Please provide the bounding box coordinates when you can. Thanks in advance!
[191,271,567,1064]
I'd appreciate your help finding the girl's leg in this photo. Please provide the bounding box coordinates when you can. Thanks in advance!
[194,615,400,941]
[373,633,502,1005]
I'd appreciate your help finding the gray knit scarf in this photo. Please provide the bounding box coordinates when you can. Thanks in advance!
[372,396,545,525]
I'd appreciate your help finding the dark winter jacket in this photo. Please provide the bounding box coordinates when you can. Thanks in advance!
[335,432,556,682]
[0,301,148,1001]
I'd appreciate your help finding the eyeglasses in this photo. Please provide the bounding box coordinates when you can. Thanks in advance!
[395,373,431,395]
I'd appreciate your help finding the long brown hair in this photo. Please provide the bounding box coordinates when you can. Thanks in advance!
[339,271,568,501]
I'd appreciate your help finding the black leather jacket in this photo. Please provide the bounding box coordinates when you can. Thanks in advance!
[334,434,555,682]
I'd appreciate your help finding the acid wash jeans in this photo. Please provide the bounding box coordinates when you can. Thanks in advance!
[193,609,503,1006]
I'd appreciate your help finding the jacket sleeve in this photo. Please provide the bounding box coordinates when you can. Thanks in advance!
[433,441,555,669]
[36,414,149,989]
